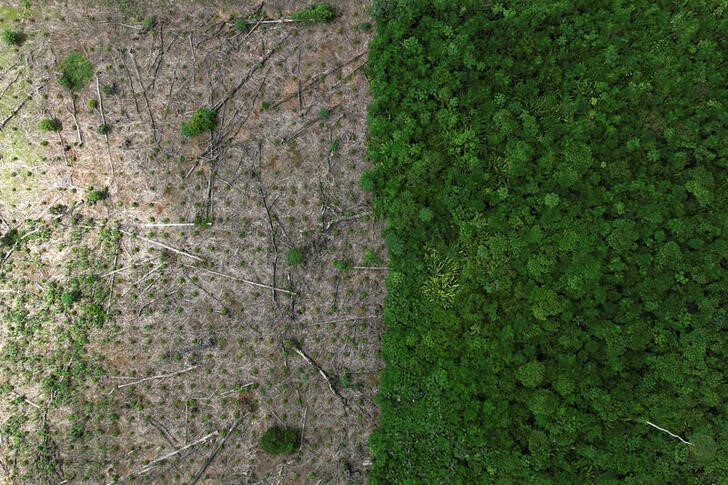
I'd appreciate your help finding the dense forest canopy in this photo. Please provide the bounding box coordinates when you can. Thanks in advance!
[365,0,727,482]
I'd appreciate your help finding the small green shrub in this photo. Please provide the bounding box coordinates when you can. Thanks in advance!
[193,215,213,228]
[291,3,336,22]
[318,108,331,120]
[58,53,93,92]
[286,248,304,266]
[260,426,299,455]
[333,259,352,271]
[38,118,62,132]
[97,124,110,135]
[2,29,25,46]
[143,15,157,30]
[181,108,216,137]
[101,83,117,96]
[233,17,248,32]
[87,99,98,109]
[358,22,372,31]
[86,186,109,203]
[362,248,381,267]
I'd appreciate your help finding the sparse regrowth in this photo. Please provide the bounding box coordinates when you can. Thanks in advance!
[181,108,217,137]
[86,186,108,203]
[58,53,93,92]
[286,247,304,266]
[260,426,300,455]
[38,118,62,132]
[2,29,24,46]
[291,3,336,22]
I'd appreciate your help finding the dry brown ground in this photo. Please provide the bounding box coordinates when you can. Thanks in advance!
[0,1,383,483]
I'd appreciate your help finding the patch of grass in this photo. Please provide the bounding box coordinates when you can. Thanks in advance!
[58,53,93,92]
[333,259,352,271]
[291,3,336,22]
[86,186,108,203]
[181,108,216,137]
[318,108,330,120]
[142,15,156,30]
[286,247,304,266]
[260,426,300,455]
[38,118,62,132]
[2,29,25,46]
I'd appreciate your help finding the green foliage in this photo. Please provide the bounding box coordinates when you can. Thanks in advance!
[87,98,98,110]
[333,259,352,271]
[362,248,381,267]
[259,426,300,455]
[291,3,336,23]
[233,17,248,32]
[358,21,372,31]
[367,1,728,483]
[85,186,108,203]
[142,15,156,30]
[2,29,24,46]
[97,124,110,135]
[286,247,304,266]
[57,53,93,92]
[318,108,331,120]
[181,108,216,137]
[100,83,117,96]
[193,215,213,228]
[38,118,62,132]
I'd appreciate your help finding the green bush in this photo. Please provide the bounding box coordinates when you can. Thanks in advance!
[181,108,216,137]
[97,124,110,135]
[101,83,117,96]
[38,118,62,132]
[2,29,25,46]
[143,15,157,30]
[291,3,336,22]
[333,259,352,271]
[87,99,98,110]
[58,53,93,92]
[366,1,727,483]
[86,186,108,203]
[259,426,299,455]
[318,108,331,120]
[286,247,304,266]
[233,17,248,32]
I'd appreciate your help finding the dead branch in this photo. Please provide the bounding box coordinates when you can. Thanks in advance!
[292,346,339,399]
[118,229,204,262]
[98,257,158,278]
[110,431,217,483]
[646,420,694,445]
[114,365,199,390]
[69,95,82,143]
[96,76,115,184]
[331,60,368,89]
[183,272,232,315]
[270,51,366,109]
[0,95,30,130]
[190,415,245,485]
[129,50,159,145]
[0,68,22,99]
[212,31,292,112]
[183,264,296,296]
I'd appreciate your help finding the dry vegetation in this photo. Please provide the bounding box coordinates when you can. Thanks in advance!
[0,1,382,483]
